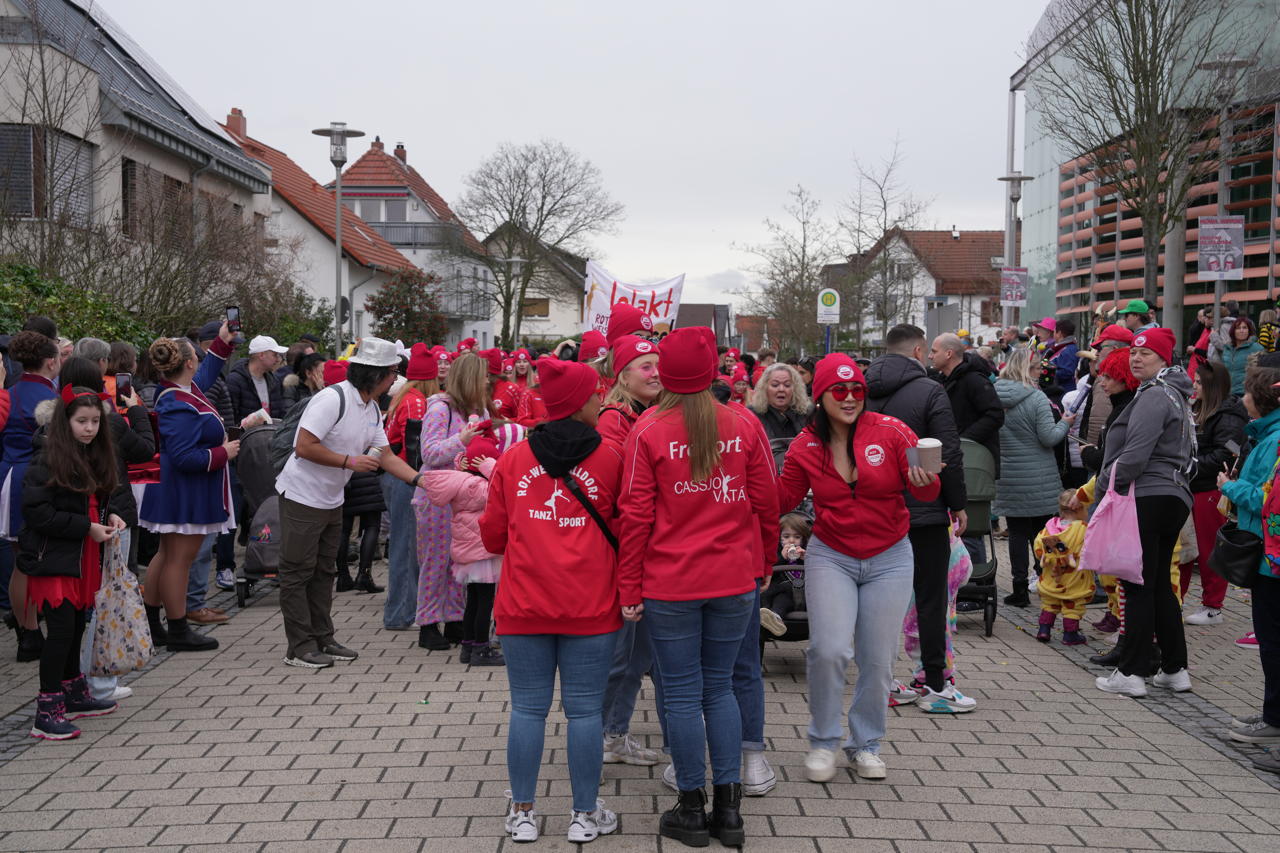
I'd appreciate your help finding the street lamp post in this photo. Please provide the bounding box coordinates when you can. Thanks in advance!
[312,122,365,353]
[998,170,1034,328]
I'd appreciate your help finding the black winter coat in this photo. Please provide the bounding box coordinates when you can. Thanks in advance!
[942,351,1004,476]
[343,470,386,516]
[17,452,133,578]
[752,405,809,444]
[1190,396,1248,493]
[865,353,967,526]
[281,374,315,412]
[225,360,286,424]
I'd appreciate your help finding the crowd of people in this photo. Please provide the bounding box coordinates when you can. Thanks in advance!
[1,293,1278,847]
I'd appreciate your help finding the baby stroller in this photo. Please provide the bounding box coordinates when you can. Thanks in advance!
[955,438,998,636]
[760,561,809,659]
[234,423,280,607]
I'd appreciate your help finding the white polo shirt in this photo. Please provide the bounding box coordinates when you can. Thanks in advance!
[276,381,389,510]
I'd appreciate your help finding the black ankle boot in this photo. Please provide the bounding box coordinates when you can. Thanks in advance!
[418,624,450,650]
[353,568,383,594]
[1090,636,1124,667]
[709,783,744,846]
[660,787,709,847]
[145,605,167,645]
[16,625,43,662]
[443,621,464,645]
[335,567,355,592]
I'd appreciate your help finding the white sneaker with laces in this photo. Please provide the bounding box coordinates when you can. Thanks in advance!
[1185,607,1223,626]
[107,685,133,701]
[567,799,618,843]
[1232,713,1264,731]
[603,733,660,766]
[215,568,236,591]
[804,747,839,782]
[742,751,776,796]
[504,792,538,843]
[759,608,786,637]
[888,679,922,707]
[1095,668,1147,697]
[853,750,886,780]
[661,762,679,792]
[917,684,977,714]
[1152,668,1193,692]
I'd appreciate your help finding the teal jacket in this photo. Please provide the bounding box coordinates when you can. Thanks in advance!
[1221,406,1280,579]
[1220,339,1263,396]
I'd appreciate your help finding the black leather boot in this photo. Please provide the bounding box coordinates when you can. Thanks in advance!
[353,568,383,594]
[418,624,450,650]
[659,787,709,847]
[709,782,744,847]
[335,566,355,592]
[1089,635,1124,667]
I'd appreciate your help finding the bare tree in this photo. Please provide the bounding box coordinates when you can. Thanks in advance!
[838,141,931,344]
[736,185,839,354]
[1030,0,1276,309]
[455,140,624,347]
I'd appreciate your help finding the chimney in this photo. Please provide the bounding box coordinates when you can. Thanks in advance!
[371,135,384,151]
[394,142,407,163]
[951,225,960,240]
[226,107,246,137]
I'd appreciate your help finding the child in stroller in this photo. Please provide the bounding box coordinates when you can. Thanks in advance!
[761,513,811,637]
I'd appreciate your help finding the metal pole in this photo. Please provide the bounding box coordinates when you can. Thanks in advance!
[1002,90,1017,330]
[1213,102,1231,334]
[335,165,344,352]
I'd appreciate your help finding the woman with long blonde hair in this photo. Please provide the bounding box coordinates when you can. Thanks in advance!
[412,351,493,650]
[617,326,779,848]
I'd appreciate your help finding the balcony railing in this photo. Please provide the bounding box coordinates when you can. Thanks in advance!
[367,221,466,250]
[435,273,492,322]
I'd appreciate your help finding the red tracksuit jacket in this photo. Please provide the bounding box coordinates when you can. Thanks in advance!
[778,414,940,560]
[617,403,780,606]
[480,439,624,635]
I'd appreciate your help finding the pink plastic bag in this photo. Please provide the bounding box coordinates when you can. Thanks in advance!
[1078,467,1144,585]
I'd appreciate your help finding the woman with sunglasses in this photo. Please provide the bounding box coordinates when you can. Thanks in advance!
[777,353,940,784]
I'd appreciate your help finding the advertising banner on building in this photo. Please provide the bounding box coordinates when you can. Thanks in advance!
[1000,267,1028,307]
[582,260,685,335]
[1197,216,1246,281]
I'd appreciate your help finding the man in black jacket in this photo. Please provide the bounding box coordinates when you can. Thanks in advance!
[866,324,973,713]
[931,335,1003,471]
[225,335,288,424]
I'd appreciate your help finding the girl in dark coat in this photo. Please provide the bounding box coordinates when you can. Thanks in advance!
[20,387,132,739]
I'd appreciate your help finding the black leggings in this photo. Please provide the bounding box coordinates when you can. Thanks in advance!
[40,601,86,694]
[908,524,951,691]
[462,582,495,645]
[337,511,382,574]
[1118,495,1190,677]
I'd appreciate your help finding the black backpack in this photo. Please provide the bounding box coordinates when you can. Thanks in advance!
[270,386,347,475]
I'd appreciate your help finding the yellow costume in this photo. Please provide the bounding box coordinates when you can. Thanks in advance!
[1034,519,1094,618]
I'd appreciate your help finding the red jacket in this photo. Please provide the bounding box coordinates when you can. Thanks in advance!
[779,415,940,559]
[480,439,624,635]
[385,389,428,463]
[618,403,780,605]
[598,403,641,447]
[493,380,547,428]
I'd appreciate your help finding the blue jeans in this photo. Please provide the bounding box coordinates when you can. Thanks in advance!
[501,631,616,812]
[733,583,765,751]
[382,475,417,629]
[186,532,216,613]
[646,590,754,790]
[805,535,914,755]
[601,618,669,747]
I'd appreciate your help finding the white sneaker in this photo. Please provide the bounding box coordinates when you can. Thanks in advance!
[742,751,776,796]
[916,684,977,714]
[1185,607,1223,626]
[603,733,660,766]
[566,799,617,843]
[504,793,538,843]
[888,679,922,707]
[661,762,679,792]
[1095,668,1148,697]
[107,686,133,701]
[853,750,886,780]
[215,568,236,591]
[1152,668,1193,692]
[804,747,839,782]
[759,607,786,637]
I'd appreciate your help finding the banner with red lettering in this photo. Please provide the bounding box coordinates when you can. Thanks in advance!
[582,261,685,335]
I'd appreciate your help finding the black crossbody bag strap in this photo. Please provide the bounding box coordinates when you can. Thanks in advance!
[562,475,618,551]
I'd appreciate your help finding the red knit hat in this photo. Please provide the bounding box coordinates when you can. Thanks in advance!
[502,358,514,373]
[731,364,748,386]
[467,435,501,462]
[406,342,438,380]
[579,330,609,362]
[658,326,718,394]
[513,348,532,362]
[323,360,348,387]
[1090,324,1134,348]
[811,353,866,401]
[727,348,741,360]
[457,337,478,352]
[1130,327,1174,365]
[435,349,451,363]
[1097,347,1138,391]
[478,348,504,376]
[606,302,655,344]
[538,357,599,419]
[611,334,658,374]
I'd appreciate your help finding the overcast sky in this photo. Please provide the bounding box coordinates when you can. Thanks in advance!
[101,0,1047,305]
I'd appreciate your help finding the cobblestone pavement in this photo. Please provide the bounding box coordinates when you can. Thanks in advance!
[1,549,1279,852]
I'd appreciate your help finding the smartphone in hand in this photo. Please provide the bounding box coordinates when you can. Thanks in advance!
[115,373,132,408]
[226,305,241,334]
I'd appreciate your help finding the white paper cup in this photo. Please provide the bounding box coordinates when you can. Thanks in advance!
[917,438,943,473]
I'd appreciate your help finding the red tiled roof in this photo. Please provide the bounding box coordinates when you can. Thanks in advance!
[220,122,414,273]
[865,229,1019,296]
[340,141,485,255]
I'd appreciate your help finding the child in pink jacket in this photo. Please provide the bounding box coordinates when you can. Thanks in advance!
[423,435,506,667]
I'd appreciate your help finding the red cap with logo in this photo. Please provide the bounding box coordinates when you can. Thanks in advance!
[811,353,866,401]
[611,334,658,374]
[1130,327,1174,365]
[606,302,655,344]
[1090,324,1135,348]
[579,330,609,362]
